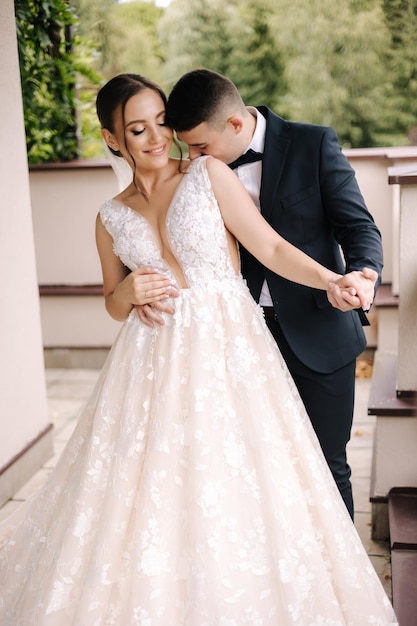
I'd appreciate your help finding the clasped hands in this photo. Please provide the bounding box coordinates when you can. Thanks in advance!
[121,266,378,327]
[327,267,378,312]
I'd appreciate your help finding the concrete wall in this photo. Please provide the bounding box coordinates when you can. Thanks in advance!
[0,0,52,504]
[30,164,122,351]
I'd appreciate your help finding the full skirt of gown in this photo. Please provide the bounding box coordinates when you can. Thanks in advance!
[0,157,397,625]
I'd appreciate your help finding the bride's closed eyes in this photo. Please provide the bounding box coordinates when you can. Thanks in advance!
[130,121,168,137]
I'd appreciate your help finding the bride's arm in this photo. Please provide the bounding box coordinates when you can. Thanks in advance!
[95,214,175,322]
[206,158,373,310]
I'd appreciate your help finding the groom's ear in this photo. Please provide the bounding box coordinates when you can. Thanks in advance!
[227,115,244,135]
[101,128,119,152]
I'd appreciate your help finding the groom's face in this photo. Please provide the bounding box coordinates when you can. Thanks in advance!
[177,121,237,164]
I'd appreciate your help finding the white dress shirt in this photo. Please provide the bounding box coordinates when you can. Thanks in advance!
[232,108,273,307]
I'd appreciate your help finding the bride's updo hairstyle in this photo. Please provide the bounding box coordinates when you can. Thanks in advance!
[96,73,168,158]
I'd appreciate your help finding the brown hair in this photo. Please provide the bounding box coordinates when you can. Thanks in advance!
[96,73,183,195]
[167,68,245,132]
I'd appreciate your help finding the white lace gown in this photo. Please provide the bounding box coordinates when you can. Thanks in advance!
[0,157,397,625]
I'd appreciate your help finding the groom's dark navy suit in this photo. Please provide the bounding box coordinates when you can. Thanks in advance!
[239,108,383,517]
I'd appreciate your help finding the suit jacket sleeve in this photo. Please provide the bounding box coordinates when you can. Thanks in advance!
[319,126,383,281]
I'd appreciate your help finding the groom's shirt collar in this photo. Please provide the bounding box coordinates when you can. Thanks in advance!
[245,106,266,155]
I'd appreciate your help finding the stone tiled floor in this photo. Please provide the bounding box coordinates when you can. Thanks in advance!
[0,368,393,599]
[348,377,392,598]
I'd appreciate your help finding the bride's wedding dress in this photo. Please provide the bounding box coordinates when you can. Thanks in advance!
[0,157,397,625]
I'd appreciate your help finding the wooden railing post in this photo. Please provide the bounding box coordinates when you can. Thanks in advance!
[388,166,417,395]
[368,165,417,544]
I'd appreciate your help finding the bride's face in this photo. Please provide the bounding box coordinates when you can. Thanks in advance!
[110,89,173,171]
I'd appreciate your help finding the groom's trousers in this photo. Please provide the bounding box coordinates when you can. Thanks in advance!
[263,309,356,520]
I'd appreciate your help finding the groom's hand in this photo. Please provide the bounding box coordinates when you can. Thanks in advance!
[136,299,177,327]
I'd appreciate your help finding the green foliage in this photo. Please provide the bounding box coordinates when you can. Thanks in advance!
[71,0,166,159]
[230,1,287,108]
[159,0,286,109]
[103,2,165,81]
[16,0,417,158]
[72,35,107,159]
[73,0,164,82]
[268,0,394,147]
[382,0,417,142]
[71,0,117,72]
[159,0,417,147]
[159,0,240,85]
[15,0,79,163]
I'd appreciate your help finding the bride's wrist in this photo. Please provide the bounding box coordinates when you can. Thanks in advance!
[326,272,342,288]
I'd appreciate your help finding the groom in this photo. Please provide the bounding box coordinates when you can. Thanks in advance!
[154,69,383,519]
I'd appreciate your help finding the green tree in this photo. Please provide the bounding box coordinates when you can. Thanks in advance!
[269,0,391,146]
[70,0,119,159]
[73,0,164,81]
[230,1,287,108]
[15,0,79,163]
[382,0,417,143]
[159,0,241,87]
[22,0,417,158]
[72,0,167,158]
[159,0,286,108]
[72,36,107,159]
[103,2,165,81]
[71,0,117,74]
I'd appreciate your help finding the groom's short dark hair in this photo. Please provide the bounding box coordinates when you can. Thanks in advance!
[167,68,245,132]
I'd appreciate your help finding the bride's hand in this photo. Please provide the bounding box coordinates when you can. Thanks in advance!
[124,267,179,327]
[136,300,177,328]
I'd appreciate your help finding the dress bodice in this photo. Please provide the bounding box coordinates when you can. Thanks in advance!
[99,157,237,290]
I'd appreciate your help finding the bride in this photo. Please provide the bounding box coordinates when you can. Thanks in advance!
[0,73,397,625]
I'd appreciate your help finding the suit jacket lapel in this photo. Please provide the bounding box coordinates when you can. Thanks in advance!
[258,107,291,222]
